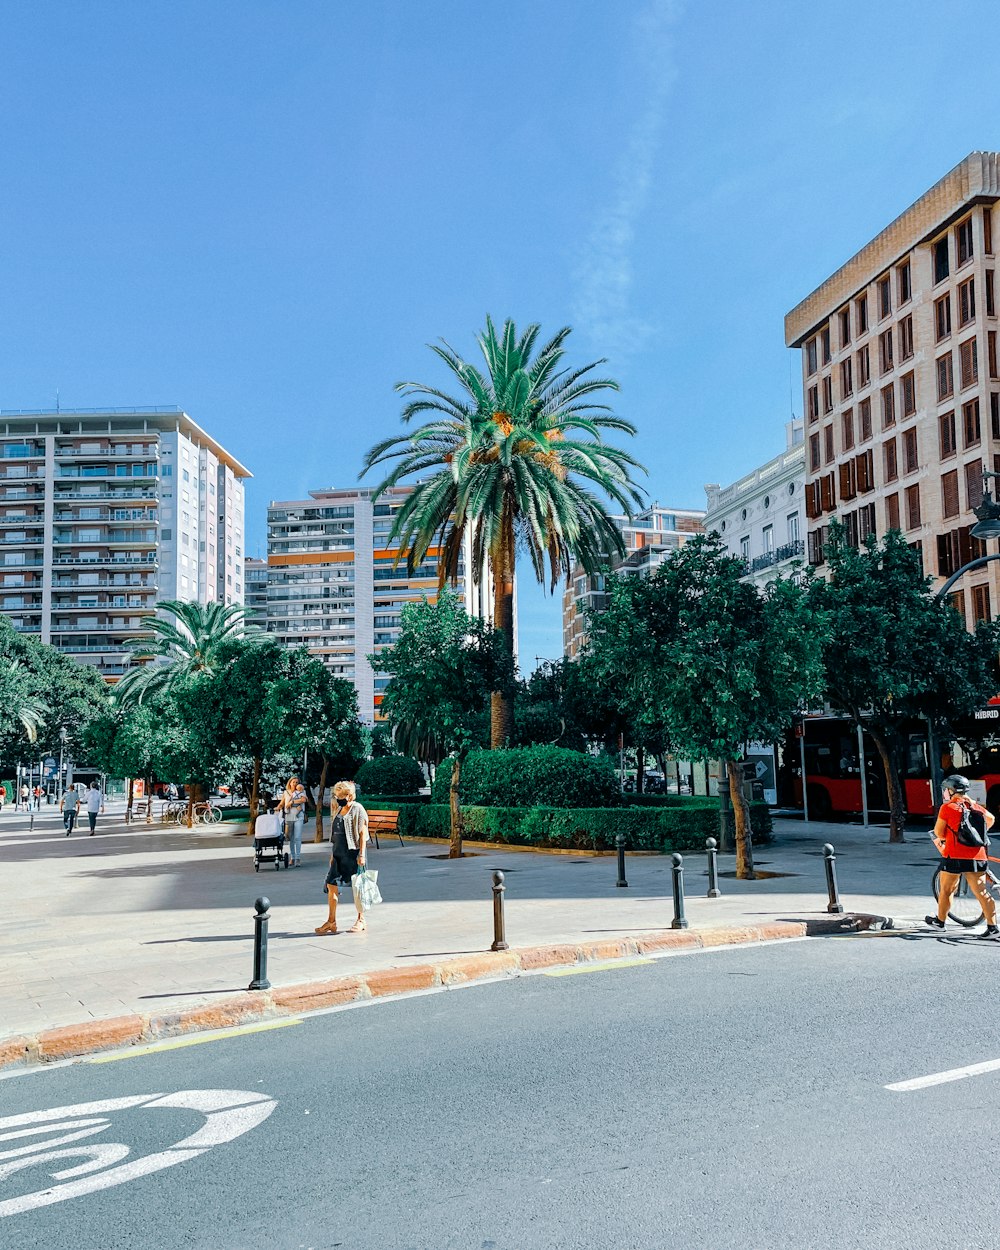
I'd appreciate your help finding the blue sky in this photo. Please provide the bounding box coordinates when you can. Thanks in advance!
[4,0,998,665]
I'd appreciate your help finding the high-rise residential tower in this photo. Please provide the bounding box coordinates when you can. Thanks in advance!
[264,485,493,723]
[785,152,1000,625]
[0,406,251,679]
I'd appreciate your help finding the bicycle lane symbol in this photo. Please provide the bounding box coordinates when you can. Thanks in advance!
[0,1089,276,1218]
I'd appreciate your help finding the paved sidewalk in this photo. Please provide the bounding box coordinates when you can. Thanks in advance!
[0,803,948,1050]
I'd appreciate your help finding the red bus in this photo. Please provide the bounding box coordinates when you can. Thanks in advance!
[788,704,1000,820]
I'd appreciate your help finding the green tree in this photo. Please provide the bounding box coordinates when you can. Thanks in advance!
[364,316,645,747]
[0,659,47,749]
[587,534,825,877]
[373,593,513,856]
[115,599,256,703]
[810,522,1000,843]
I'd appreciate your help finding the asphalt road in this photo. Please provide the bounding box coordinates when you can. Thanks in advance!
[2,930,999,1250]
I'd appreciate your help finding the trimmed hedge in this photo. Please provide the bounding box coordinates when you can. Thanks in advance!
[431,746,623,809]
[354,756,424,796]
[621,794,772,841]
[357,794,429,807]
[394,803,769,853]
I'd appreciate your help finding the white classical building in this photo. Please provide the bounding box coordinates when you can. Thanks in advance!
[703,421,806,585]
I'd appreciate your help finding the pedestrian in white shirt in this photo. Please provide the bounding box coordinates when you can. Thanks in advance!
[85,782,105,836]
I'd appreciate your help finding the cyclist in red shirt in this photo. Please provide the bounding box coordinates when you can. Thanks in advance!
[927,774,998,939]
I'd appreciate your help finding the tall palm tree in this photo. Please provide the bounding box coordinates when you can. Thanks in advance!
[364,316,645,746]
[115,599,255,704]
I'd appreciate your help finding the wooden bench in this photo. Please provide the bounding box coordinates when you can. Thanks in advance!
[367,809,404,848]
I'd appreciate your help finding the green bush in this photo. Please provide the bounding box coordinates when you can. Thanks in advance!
[396,803,738,853]
[430,746,623,809]
[357,794,429,807]
[354,756,425,796]
[621,794,772,840]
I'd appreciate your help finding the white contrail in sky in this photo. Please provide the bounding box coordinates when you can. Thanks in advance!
[572,0,682,359]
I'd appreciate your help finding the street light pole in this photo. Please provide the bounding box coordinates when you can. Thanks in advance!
[927,466,1000,806]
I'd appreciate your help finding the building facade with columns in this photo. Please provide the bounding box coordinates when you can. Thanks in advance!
[785,151,1000,625]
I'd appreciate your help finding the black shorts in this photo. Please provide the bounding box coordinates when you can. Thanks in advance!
[940,857,989,875]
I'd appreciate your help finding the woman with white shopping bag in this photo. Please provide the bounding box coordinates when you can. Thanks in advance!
[315,780,377,935]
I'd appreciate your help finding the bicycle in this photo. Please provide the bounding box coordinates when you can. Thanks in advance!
[930,825,1000,927]
[192,801,223,824]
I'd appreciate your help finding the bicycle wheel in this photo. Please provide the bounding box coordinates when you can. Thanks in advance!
[932,866,984,928]
[209,806,222,823]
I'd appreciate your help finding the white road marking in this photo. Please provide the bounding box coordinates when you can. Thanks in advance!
[885,1057,1000,1092]
[0,1089,276,1218]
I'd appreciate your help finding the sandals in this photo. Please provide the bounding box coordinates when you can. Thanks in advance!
[314,922,338,935]
[348,919,366,933]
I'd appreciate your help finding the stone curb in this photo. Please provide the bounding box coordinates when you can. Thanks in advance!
[0,914,887,1072]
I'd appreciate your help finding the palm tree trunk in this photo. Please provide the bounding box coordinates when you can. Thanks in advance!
[314,756,329,842]
[490,530,516,749]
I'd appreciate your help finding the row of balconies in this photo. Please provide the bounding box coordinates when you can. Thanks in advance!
[54,509,157,523]
[53,444,157,460]
[53,529,158,544]
[51,553,157,567]
[53,576,156,588]
[57,466,157,480]
[51,618,150,633]
[0,511,44,525]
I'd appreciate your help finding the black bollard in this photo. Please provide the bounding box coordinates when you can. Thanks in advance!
[671,853,689,929]
[248,896,271,990]
[822,843,844,914]
[616,832,628,888]
[491,870,509,951]
[706,837,721,898]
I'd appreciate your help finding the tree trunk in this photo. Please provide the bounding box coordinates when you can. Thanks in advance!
[314,756,329,842]
[126,776,134,823]
[727,757,755,879]
[449,755,464,859]
[186,786,195,829]
[636,745,645,795]
[868,725,906,843]
[145,775,153,825]
[248,755,262,836]
[489,531,516,749]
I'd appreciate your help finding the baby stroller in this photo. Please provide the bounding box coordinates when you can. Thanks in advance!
[252,811,289,871]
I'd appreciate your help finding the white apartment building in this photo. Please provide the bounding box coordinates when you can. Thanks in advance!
[0,407,250,679]
[264,485,492,724]
[561,503,705,659]
[703,421,806,586]
[244,556,268,629]
[785,152,1000,625]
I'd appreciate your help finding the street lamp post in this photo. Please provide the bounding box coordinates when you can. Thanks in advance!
[58,727,68,805]
[927,467,1000,807]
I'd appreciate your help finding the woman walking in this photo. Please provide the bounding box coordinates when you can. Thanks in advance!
[279,776,308,867]
[315,780,369,935]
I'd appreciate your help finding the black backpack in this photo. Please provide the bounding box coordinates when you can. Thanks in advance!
[955,804,990,849]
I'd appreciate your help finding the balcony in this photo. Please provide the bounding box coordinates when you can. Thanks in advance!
[0,533,44,545]
[54,489,158,502]
[0,513,44,525]
[0,467,45,481]
[54,445,158,460]
[51,620,150,634]
[0,556,44,567]
[0,445,45,460]
[54,529,158,545]
[54,509,157,523]
[52,576,157,589]
[58,466,157,480]
[51,553,157,567]
[747,539,806,574]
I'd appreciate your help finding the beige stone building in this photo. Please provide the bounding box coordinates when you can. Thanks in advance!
[785,151,1000,624]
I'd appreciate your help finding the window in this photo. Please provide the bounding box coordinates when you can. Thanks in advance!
[900,371,916,417]
[878,275,892,318]
[934,236,950,283]
[824,424,835,464]
[940,410,957,457]
[809,433,821,472]
[840,358,853,397]
[884,438,898,482]
[886,492,900,531]
[950,589,967,625]
[957,216,974,266]
[821,326,832,364]
[843,509,860,549]
[161,464,173,477]
[937,353,954,400]
[960,337,979,388]
[806,339,818,374]
[959,277,976,327]
[990,331,998,380]
[842,408,855,450]
[856,294,869,333]
[903,428,918,474]
[898,315,914,361]
[805,482,822,519]
[898,260,911,305]
[966,459,984,510]
[881,383,895,427]
[820,473,836,512]
[993,393,1000,440]
[839,308,851,347]
[856,449,875,493]
[787,513,800,543]
[858,502,876,542]
[740,536,750,562]
[839,459,857,500]
[822,376,834,413]
[857,344,871,387]
[808,385,819,422]
[973,584,992,624]
[986,208,994,256]
[879,328,894,374]
[859,397,872,441]
[161,527,172,540]
[905,484,921,530]
[987,271,996,317]
[935,294,952,341]
[762,524,774,553]
[942,470,960,518]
